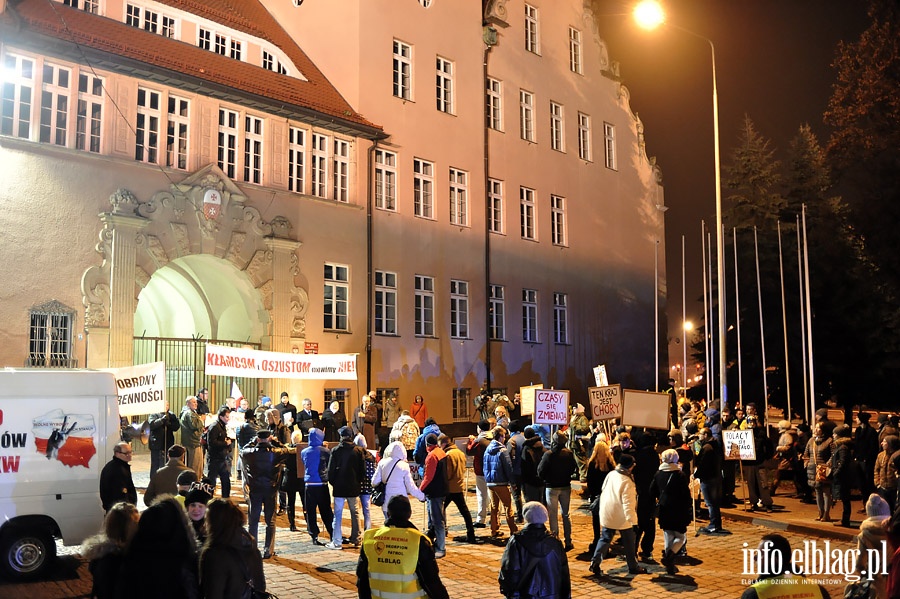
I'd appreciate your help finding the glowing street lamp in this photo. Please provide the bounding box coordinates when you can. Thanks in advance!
[634,0,727,405]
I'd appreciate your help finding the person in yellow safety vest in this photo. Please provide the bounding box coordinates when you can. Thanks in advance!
[356,494,449,599]
[740,534,829,599]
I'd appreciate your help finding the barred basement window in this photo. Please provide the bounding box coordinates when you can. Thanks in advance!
[28,300,76,367]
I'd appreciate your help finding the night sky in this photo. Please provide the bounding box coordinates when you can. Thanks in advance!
[593,0,870,350]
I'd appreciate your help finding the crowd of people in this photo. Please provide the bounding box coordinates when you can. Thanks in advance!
[94,387,900,599]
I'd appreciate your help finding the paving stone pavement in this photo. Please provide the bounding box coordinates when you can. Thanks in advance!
[0,455,861,598]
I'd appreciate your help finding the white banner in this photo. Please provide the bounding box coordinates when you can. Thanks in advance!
[588,384,622,420]
[533,389,570,425]
[104,362,167,417]
[723,429,757,461]
[205,344,358,380]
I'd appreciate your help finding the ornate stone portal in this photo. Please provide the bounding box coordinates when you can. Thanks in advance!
[81,164,308,367]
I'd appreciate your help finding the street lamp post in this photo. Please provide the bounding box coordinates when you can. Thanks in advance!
[683,320,693,396]
[634,1,727,406]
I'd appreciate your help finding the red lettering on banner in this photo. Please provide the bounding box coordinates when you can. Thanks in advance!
[1,456,20,473]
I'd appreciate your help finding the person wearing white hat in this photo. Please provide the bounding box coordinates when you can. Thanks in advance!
[499,502,570,599]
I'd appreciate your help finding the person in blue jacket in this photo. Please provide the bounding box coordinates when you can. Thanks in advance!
[301,428,334,545]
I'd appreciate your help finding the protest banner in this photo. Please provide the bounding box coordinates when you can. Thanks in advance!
[104,362,166,417]
[533,389,569,425]
[518,384,543,416]
[588,384,622,420]
[722,429,756,461]
[205,344,358,380]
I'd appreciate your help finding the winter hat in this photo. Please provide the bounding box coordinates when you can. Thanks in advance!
[815,408,829,421]
[354,433,367,449]
[866,493,891,518]
[425,433,438,446]
[661,448,680,464]
[833,424,851,438]
[176,469,198,487]
[185,482,213,506]
[575,403,585,415]
[777,420,792,431]
[280,391,289,398]
[618,453,635,469]
[522,501,549,525]
[260,396,272,406]
[339,425,354,440]
[256,429,272,440]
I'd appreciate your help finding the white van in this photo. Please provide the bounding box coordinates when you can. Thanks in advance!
[0,369,120,579]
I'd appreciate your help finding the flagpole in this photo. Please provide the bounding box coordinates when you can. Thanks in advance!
[754,227,768,423]
[802,205,816,421]
[777,221,792,422]
[797,216,808,423]
[682,235,688,397]
[701,222,712,404]
[707,230,716,405]
[733,228,743,410]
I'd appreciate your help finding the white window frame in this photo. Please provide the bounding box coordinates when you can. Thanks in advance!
[436,56,454,114]
[262,50,288,75]
[28,301,75,368]
[217,108,238,178]
[166,94,190,169]
[39,62,71,147]
[520,186,536,240]
[136,87,161,164]
[489,284,505,341]
[375,149,397,211]
[553,292,568,344]
[519,89,534,142]
[522,288,538,343]
[375,271,397,336]
[449,167,468,226]
[604,122,617,170]
[550,101,564,152]
[486,77,502,131]
[333,138,350,202]
[1,53,35,140]
[243,114,263,184]
[551,194,567,246]
[414,158,434,219]
[578,112,591,162]
[393,40,412,101]
[324,263,350,332]
[199,28,243,61]
[488,178,503,234]
[76,72,103,153]
[311,132,328,198]
[450,279,469,339]
[525,4,540,55]
[414,275,435,337]
[63,0,99,14]
[288,126,306,194]
[569,27,583,74]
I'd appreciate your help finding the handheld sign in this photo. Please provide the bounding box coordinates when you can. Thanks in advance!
[593,365,609,387]
[722,429,756,461]
[533,389,569,425]
[588,385,621,421]
[519,384,543,417]
[621,390,670,430]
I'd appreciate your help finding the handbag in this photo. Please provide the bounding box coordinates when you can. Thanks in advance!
[372,459,401,507]
[228,547,279,599]
[813,444,831,482]
[844,580,874,599]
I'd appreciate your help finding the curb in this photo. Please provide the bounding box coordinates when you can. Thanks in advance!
[721,509,857,542]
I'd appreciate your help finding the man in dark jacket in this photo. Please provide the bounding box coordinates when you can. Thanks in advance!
[520,428,546,504]
[148,401,180,474]
[326,426,366,549]
[297,398,320,441]
[467,420,492,526]
[357,495,449,599]
[242,429,295,558]
[302,428,334,545]
[499,501,571,599]
[537,431,577,551]
[99,442,137,512]
[420,433,449,558]
[143,444,190,506]
[633,432,661,559]
[743,415,774,513]
[855,412,880,507]
[277,391,298,430]
[507,420,527,524]
[195,387,210,415]
[205,406,233,498]
[831,424,856,527]
[695,427,725,534]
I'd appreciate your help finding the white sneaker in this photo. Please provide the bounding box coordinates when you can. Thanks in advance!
[324,541,343,550]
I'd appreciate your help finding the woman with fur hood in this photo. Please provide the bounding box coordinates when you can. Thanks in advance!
[853,494,893,599]
[649,449,692,574]
[81,502,140,599]
[371,440,425,517]
[831,424,856,528]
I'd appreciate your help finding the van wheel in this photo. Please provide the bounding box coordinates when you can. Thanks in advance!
[0,528,56,580]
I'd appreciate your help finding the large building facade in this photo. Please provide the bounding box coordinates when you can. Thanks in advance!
[0,0,667,423]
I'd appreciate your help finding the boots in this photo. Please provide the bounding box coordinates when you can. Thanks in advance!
[662,550,679,575]
[288,507,297,532]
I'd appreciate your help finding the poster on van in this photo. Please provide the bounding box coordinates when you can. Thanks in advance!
[32,409,97,468]
[104,362,167,416]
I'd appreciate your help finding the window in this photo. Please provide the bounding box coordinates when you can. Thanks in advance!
[198,29,212,51]
[288,127,306,193]
[414,275,435,337]
[436,56,453,114]
[311,133,328,198]
[489,284,505,341]
[551,195,567,246]
[40,63,70,146]
[76,72,103,152]
[28,301,75,368]
[525,4,540,54]
[244,115,263,184]
[449,167,468,226]
[63,0,99,13]
[135,87,161,164]
[375,149,397,210]
[1,54,35,139]
[161,16,176,38]
[393,40,412,100]
[604,122,617,170]
[520,186,536,240]
[324,263,349,332]
[486,77,502,130]
[324,389,348,415]
[553,292,568,344]
[522,288,538,343]
[333,138,349,202]
[578,112,591,161]
[550,101,564,152]
[217,108,238,178]
[126,5,173,36]
[452,388,471,421]
[519,89,534,142]
[375,271,397,335]
[418,0,433,6]
[450,280,469,339]
[488,178,503,234]
[414,158,434,219]
[262,51,287,75]
[569,27,583,74]
[167,95,189,169]
[199,29,241,60]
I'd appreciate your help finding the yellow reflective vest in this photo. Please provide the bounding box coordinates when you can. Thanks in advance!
[362,526,429,599]
[751,575,826,599]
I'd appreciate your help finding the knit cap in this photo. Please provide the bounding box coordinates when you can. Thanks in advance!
[866,493,891,518]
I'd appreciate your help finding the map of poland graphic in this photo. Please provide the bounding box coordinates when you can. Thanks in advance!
[32,409,97,468]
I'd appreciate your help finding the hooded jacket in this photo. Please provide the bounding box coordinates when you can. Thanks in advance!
[241,442,295,493]
[390,414,420,451]
[499,524,571,599]
[301,428,330,485]
[597,466,638,530]
[328,438,366,497]
[484,438,514,486]
[414,423,442,470]
[536,436,577,489]
[372,441,424,506]
[521,436,546,487]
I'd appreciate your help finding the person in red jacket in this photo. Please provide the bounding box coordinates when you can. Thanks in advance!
[419,434,449,558]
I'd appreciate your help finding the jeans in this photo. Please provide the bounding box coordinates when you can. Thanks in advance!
[523,482,545,505]
[206,456,231,498]
[359,494,372,530]
[426,496,446,552]
[592,526,639,572]
[545,486,572,545]
[304,484,334,540]
[443,492,475,536]
[332,496,360,545]
[700,477,723,529]
[474,475,488,523]
[248,488,276,556]
[510,475,524,520]
[488,485,518,536]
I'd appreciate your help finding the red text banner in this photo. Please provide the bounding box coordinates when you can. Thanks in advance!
[205,344,358,380]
